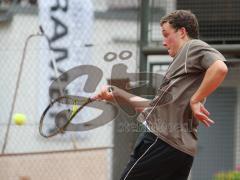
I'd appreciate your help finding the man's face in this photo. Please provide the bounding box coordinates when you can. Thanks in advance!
[161,22,182,57]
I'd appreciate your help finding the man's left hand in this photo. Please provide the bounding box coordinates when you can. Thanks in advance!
[190,101,215,127]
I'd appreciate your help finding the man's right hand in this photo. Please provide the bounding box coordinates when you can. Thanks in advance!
[92,85,116,101]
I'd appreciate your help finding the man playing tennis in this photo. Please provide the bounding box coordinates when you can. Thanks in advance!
[94,10,228,180]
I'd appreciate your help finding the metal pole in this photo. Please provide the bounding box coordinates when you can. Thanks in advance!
[139,0,150,77]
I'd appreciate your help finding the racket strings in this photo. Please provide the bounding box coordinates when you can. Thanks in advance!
[39,96,93,138]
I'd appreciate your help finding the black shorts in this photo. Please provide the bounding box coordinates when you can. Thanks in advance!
[120,131,194,180]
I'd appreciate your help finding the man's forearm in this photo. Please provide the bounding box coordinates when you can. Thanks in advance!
[191,60,228,103]
[113,86,151,112]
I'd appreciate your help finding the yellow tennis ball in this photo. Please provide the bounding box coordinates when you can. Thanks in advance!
[13,113,26,125]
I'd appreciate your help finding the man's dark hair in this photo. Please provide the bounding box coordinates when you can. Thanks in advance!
[160,10,199,39]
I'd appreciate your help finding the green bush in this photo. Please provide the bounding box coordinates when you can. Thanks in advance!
[213,171,240,180]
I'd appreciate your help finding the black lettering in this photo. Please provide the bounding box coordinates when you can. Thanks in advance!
[51,0,68,12]
[50,47,68,63]
[50,16,68,42]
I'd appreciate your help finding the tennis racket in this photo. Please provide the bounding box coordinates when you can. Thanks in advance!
[39,87,118,138]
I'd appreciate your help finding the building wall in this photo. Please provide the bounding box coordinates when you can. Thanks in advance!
[235,87,240,167]
[0,149,109,180]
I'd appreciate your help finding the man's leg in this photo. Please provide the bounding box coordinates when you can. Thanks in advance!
[170,152,193,180]
[120,132,194,180]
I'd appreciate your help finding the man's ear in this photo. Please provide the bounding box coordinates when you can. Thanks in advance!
[179,27,188,39]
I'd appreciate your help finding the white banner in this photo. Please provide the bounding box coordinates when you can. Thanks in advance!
[38,0,94,143]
